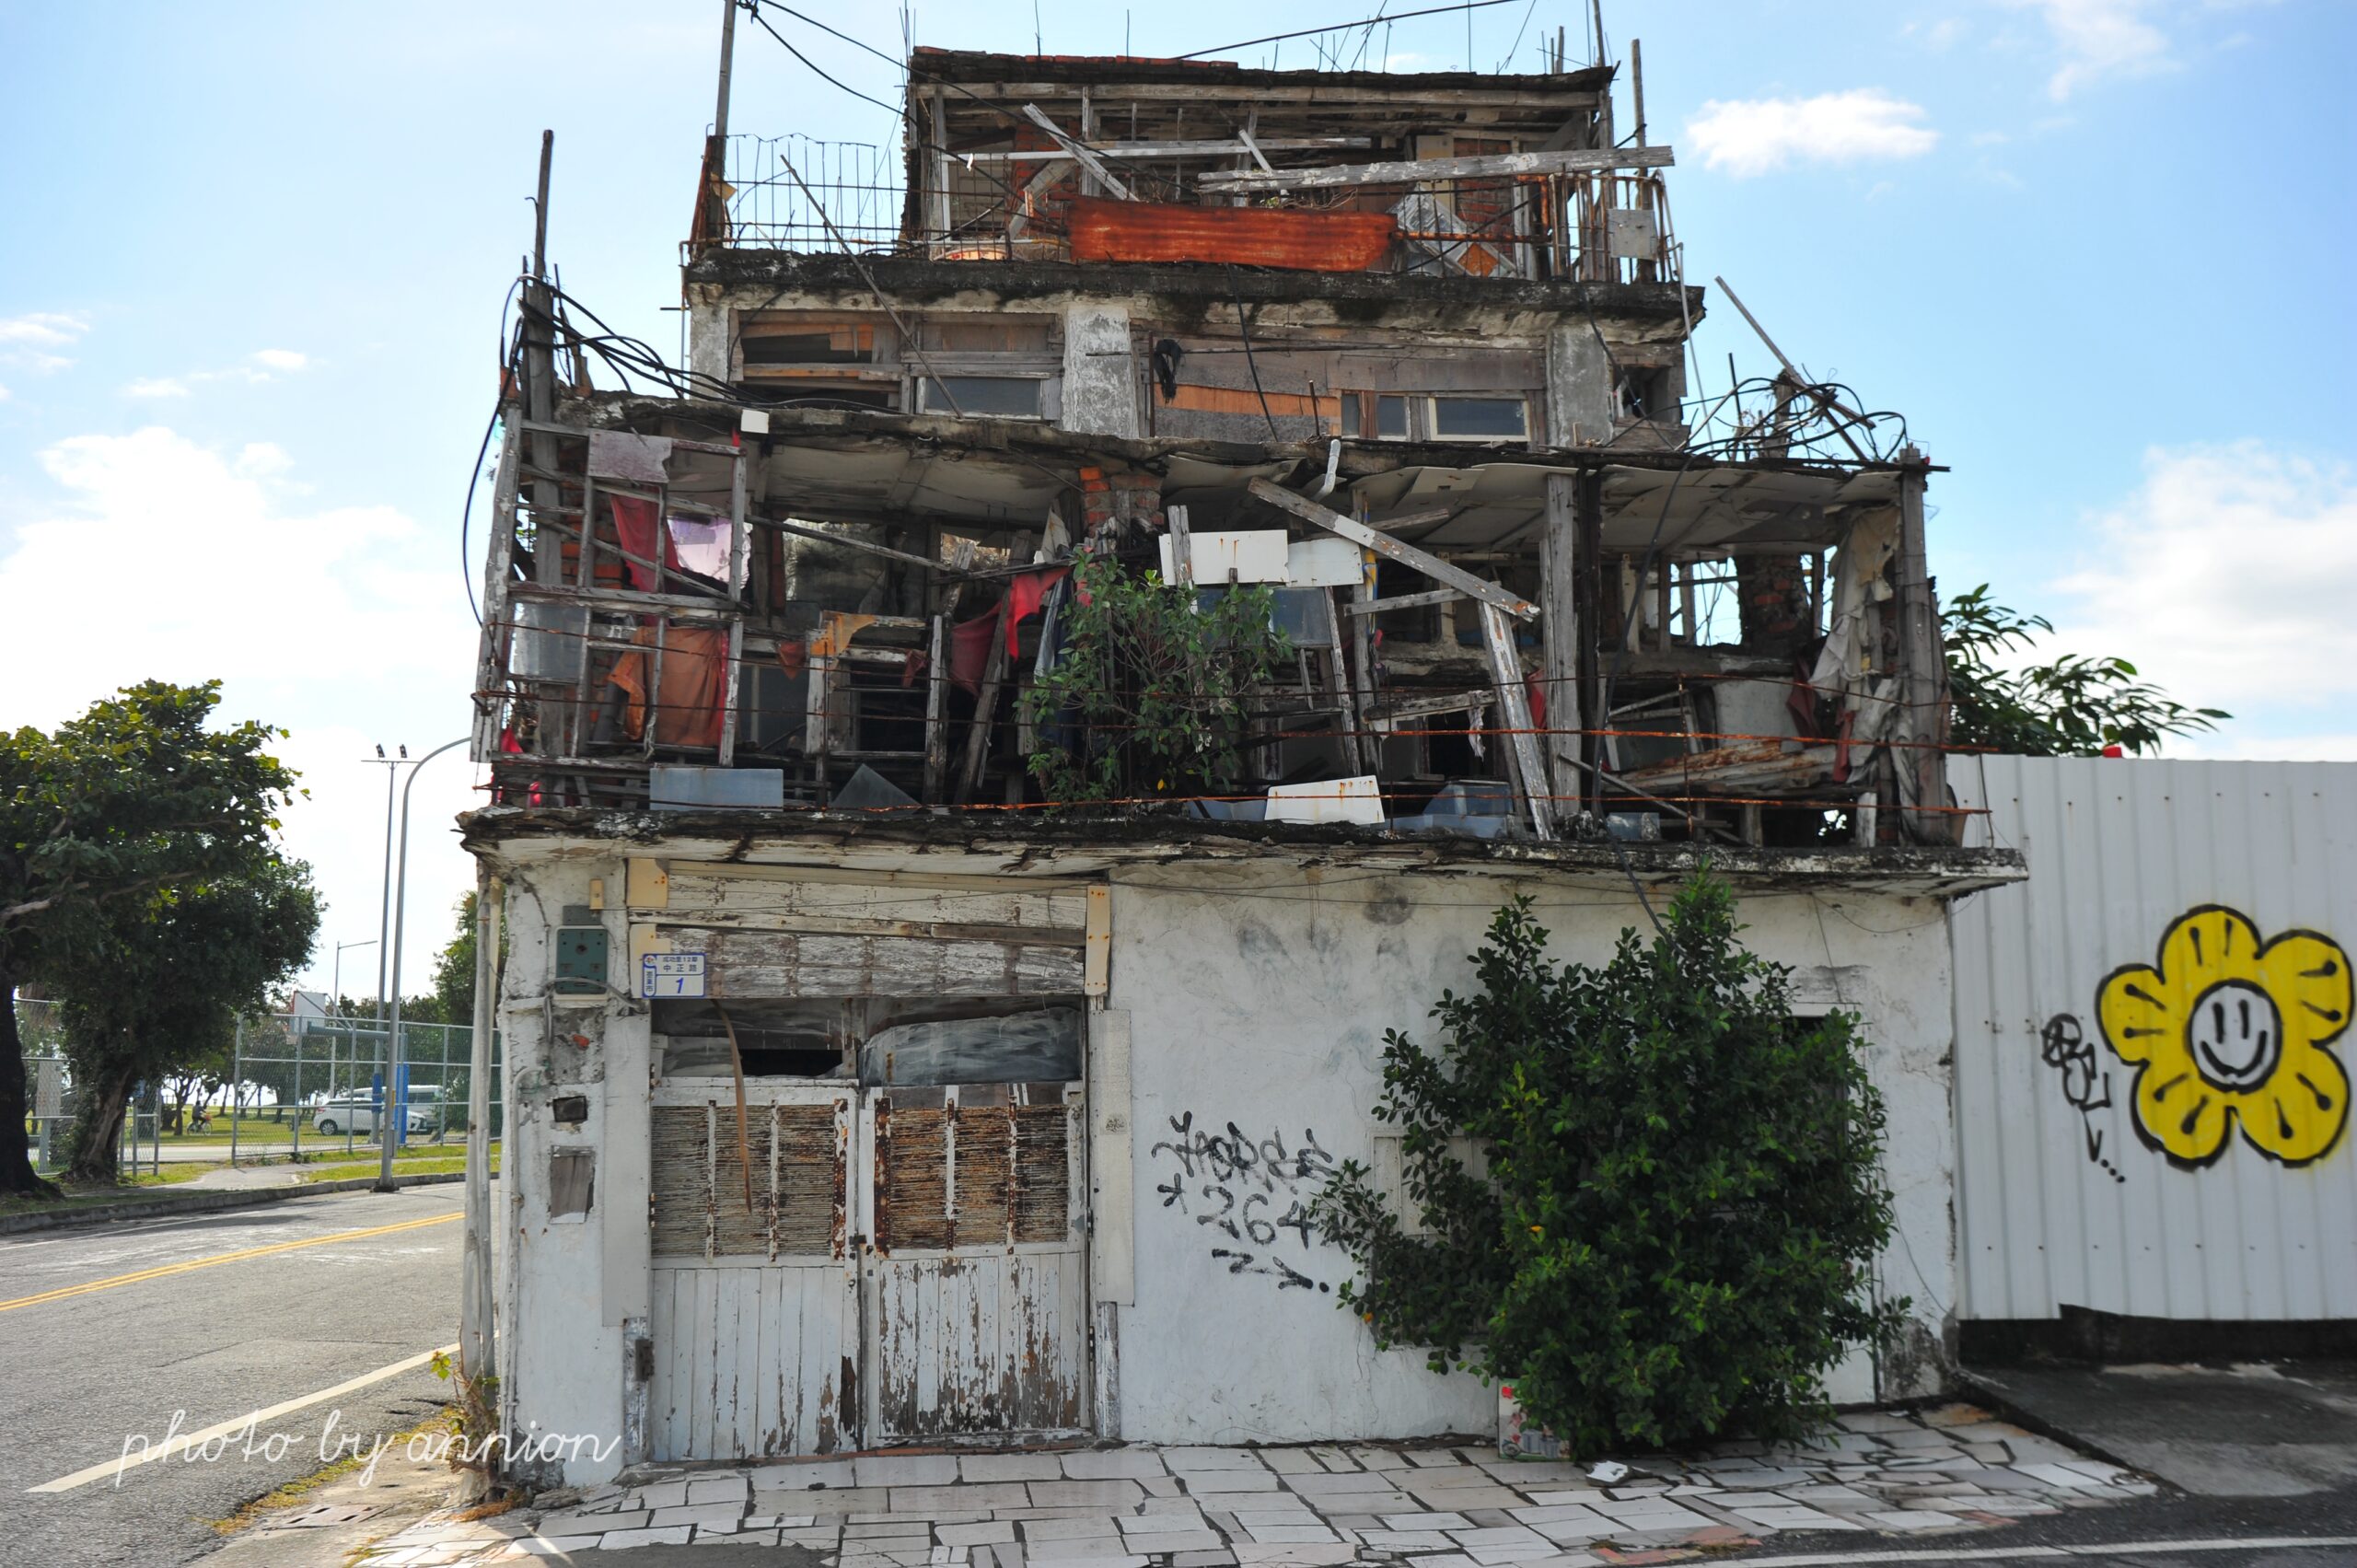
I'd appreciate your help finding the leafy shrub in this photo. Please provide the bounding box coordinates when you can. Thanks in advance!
[1019,547,1290,803]
[1310,874,1906,1451]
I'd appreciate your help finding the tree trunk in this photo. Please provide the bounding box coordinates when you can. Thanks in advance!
[0,958,57,1197]
[65,1061,137,1184]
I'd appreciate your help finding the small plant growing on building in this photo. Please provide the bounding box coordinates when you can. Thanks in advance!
[1020,546,1291,804]
[1310,873,1905,1451]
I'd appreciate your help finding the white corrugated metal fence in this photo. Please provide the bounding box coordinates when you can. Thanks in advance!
[1950,757,2357,1321]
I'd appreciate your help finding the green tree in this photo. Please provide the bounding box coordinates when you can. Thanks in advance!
[1310,875,1904,1452]
[431,891,480,1028]
[1018,548,1292,803]
[1,681,305,1196]
[55,854,320,1180]
[1944,586,2227,756]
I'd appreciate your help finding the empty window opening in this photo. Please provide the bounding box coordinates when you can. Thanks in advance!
[1430,395,1527,440]
[920,376,1044,418]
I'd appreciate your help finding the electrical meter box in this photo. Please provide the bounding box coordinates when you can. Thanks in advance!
[553,914,609,995]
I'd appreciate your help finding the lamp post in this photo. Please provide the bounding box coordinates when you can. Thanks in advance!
[366,749,406,1027]
[378,738,470,1190]
[329,937,377,1008]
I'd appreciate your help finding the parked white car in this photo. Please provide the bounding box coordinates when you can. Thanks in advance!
[312,1097,433,1137]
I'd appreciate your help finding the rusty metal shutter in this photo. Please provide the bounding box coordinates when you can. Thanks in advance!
[652,1100,845,1260]
[874,1100,1072,1252]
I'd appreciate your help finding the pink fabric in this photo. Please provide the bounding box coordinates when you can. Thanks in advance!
[609,495,682,591]
[949,609,1002,695]
[1004,566,1073,657]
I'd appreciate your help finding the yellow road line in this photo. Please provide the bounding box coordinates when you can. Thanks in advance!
[28,1342,459,1493]
[0,1212,459,1314]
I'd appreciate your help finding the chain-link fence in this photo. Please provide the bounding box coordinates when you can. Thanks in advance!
[15,996,503,1174]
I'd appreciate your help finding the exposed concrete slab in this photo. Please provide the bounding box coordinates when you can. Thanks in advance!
[1966,1362,2357,1499]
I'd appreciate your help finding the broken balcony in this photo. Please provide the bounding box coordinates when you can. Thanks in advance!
[470,393,1956,850]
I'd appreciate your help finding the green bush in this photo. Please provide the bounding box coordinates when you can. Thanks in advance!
[1019,547,1290,803]
[1310,873,1905,1451]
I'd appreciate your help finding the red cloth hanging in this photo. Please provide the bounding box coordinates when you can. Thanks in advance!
[1004,565,1073,656]
[949,608,1003,695]
[609,495,683,591]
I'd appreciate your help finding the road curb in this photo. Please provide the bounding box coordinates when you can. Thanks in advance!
[0,1170,491,1237]
[1951,1366,2171,1492]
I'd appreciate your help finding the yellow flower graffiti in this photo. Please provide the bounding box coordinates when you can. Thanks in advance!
[2096,906,2351,1168]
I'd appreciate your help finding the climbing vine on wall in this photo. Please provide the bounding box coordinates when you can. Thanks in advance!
[1309,874,1907,1452]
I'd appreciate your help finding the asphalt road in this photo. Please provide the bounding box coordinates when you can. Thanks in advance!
[0,1185,475,1568]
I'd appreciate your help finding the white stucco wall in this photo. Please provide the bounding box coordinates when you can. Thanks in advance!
[1104,865,1959,1443]
[484,842,1961,1469]
[1061,304,1138,438]
[494,855,636,1487]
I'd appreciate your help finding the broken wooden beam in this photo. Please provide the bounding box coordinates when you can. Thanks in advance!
[1248,479,1537,620]
[1200,143,1673,194]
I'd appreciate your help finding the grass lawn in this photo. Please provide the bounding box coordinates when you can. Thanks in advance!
[3,1143,499,1223]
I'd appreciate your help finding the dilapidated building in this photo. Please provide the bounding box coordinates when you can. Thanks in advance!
[463,34,2022,1481]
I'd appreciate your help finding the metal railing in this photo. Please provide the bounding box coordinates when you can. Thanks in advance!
[16,997,503,1174]
[694,133,1679,286]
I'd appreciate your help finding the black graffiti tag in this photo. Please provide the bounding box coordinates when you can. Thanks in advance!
[2043,1013,2127,1184]
[1152,1112,1338,1291]
[1210,1248,1323,1292]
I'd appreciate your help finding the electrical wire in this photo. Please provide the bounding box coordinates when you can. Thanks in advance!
[1177,0,1522,62]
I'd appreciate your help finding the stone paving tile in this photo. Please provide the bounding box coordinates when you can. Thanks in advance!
[599,1525,696,1548]
[964,1455,1069,1482]
[1065,1450,1170,1480]
[859,1456,966,1488]
[1167,1447,1274,1469]
[1032,1480,1147,1509]
[537,1508,648,1534]
[355,1400,2165,1568]
[650,1502,750,1530]
[942,1522,1022,1547]
[1181,1469,1285,1492]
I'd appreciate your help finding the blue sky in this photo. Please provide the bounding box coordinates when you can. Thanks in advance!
[2,0,2351,994]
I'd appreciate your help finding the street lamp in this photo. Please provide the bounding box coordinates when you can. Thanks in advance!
[365,747,408,1027]
[378,738,469,1190]
[329,937,377,1007]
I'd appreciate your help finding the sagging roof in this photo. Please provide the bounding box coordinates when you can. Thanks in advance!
[905,46,1614,103]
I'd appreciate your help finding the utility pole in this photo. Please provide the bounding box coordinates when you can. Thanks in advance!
[459,865,502,1417]
[366,751,403,1024]
[714,0,737,145]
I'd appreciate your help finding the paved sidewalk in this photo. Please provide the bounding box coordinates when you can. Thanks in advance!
[346,1403,2158,1566]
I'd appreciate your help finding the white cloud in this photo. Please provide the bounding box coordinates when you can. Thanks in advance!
[0,311,86,347]
[2003,0,2173,99]
[0,384,10,402]
[1685,89,1940,178]
[0,427,482,994]
[121,349,310,400]
[0,310,86,375]
[2041,442,2357,729]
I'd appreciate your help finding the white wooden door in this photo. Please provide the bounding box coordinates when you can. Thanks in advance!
[861,1080,1090,1442]
[648,1083,859,1459]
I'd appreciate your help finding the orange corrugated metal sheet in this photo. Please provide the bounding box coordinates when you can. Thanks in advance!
[1066,197,1397,272]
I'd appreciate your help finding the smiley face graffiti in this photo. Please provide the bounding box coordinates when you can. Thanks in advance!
[2096,906,2350,1169]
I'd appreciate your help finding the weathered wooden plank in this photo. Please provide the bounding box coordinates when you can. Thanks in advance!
[679,928,1086,998]
[1342,586,1462,616]
[1477,600,1556,842]
[660,867,1089,932]
[1539,472,1583,830]
[1200,142,1673,192]
[1248,479,1538,619]
[962,135,1371,161]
